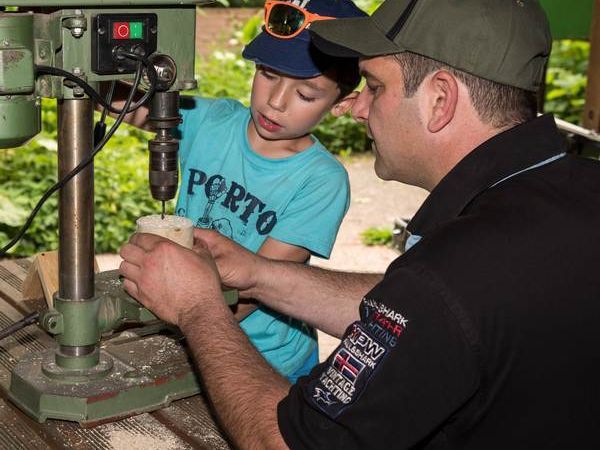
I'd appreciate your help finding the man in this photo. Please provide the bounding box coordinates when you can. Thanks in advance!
[120,0,600,448]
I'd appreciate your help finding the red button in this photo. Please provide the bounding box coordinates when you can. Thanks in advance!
[112,22,130,40]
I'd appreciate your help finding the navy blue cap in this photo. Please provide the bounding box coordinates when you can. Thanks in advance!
[242,0,366,78]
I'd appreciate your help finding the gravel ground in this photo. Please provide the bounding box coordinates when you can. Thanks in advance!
[97,154,429,362]
[311,155,427,360]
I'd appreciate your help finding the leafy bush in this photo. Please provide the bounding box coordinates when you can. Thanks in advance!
[0,100,160,256]
[544,40,590,124]
[360,227,393,246]
[194,49,255,103]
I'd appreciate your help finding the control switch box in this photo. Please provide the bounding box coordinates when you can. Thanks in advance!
[92,13,158,75]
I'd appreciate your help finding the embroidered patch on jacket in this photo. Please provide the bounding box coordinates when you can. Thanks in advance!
[307,321,393,418]
[362,297,408,348]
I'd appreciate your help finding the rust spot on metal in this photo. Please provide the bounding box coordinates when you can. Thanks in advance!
[86,390,119,404]
[152,375,170,386]
[1,50,25,66]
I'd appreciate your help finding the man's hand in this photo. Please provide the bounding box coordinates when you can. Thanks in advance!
[119,232,223,326]
[193,228,263,297]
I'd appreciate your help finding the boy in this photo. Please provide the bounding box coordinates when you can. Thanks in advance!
[117,0,365,382]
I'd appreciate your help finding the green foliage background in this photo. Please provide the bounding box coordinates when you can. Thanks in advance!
[361,227,393,246]
[0,7,592,256]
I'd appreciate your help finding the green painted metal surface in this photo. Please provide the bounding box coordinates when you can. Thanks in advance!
[0,95,40,147]
[9,332,201,425]
[0,13,40,147]
[540,0,595,40]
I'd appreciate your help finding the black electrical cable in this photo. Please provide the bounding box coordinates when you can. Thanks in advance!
[0,312,39,341]
[0,61,145,257]
[35,53,157,115]
[94,80,116,146]
[120,50,158,102]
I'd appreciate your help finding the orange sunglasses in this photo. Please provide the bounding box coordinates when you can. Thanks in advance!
[264,1,335,39]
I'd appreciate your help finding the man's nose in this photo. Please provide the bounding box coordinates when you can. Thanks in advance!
[351,90,369,124]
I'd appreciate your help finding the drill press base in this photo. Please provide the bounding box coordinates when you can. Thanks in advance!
[8,331,201,426]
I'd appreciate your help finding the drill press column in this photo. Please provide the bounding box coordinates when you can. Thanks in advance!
[56,98,102,369]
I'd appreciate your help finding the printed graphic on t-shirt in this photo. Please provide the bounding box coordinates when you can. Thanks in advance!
[177,167,279,241]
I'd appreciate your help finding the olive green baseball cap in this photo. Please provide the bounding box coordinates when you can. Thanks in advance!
[309,0,552,92]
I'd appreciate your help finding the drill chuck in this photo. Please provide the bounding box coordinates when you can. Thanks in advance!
[147,90,181,202]
[149,134,178,201]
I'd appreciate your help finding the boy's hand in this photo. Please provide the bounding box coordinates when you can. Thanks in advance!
[193,228,262,297]
[119,232,223,326]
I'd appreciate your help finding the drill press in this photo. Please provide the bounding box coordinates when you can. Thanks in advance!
[0,1,236,425]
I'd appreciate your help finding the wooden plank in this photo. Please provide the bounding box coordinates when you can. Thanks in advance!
[582,0,600,132]
[22,251,100,307]
[0,260,28,304]
[0,398,54,450]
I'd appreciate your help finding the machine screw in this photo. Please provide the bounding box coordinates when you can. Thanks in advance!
[71,68,85,96]
[63,13,87,38]
[41,311,64,334]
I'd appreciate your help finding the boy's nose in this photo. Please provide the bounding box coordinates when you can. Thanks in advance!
[351,90,369,124]
[267,85,287,112]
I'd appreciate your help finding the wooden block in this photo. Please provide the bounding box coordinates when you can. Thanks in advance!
[22,251,99,307]
[0,259,29,303]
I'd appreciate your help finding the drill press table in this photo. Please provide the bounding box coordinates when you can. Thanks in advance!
[0,258,232,450]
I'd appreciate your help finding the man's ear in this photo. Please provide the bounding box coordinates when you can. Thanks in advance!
[425,70,458,133]
[330,91,359,117]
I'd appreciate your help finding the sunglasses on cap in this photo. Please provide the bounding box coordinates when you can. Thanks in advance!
[264,0,335,39]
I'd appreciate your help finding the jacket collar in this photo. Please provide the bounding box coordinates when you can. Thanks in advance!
[407,115,566,237]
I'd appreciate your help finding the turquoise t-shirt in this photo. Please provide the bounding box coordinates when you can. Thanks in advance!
[175,97,350,377]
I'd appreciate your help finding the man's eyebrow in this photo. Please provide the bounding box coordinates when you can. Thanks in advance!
[359,68,378,81]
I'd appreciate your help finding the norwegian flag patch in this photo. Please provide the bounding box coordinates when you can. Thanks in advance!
[306,321,392,418]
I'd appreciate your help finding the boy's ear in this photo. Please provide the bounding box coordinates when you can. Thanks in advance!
[330,91,359,117]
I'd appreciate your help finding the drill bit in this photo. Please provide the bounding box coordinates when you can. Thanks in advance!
[161,200,166,220]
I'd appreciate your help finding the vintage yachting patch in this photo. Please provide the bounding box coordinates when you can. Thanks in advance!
[362,297,408,348]
[308,321,395,418]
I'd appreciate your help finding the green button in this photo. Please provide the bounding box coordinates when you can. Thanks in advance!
[129,22,143,39]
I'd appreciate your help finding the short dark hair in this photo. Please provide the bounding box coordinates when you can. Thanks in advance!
[325,57,362,100]
[393,52,538,128]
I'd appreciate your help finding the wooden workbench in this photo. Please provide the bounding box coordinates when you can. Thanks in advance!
[0,258,231,450]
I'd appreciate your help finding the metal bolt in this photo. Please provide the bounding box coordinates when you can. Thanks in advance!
[2,39,9,47]
[73,86,84,96]
[74,9,82,15]
[72,67,82,75]
[98,26,106,35]
[39,48,47,59]
[71,27,84,38]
